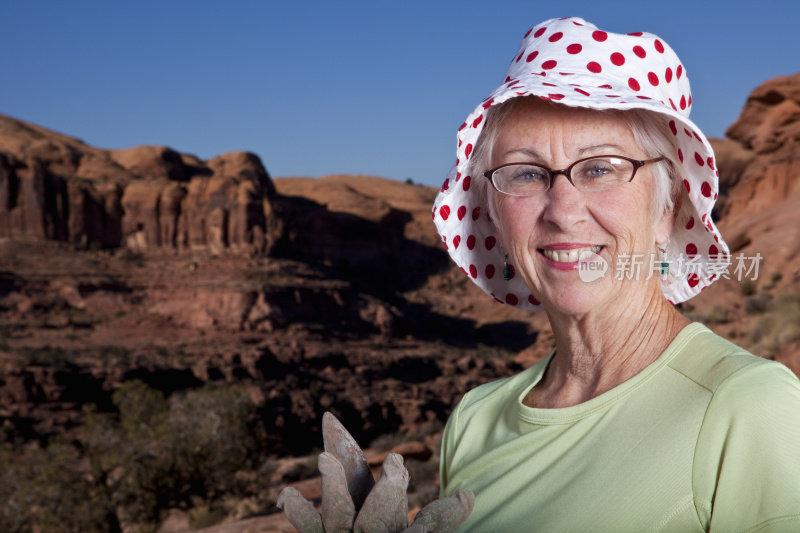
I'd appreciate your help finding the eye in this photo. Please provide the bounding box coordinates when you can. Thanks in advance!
[508,165,548,182]
[579,159,616,179]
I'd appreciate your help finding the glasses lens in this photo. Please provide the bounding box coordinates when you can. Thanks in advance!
[493,164,550,196]
[572,157,634,191]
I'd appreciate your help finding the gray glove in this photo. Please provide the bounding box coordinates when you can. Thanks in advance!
[277,412,474,533]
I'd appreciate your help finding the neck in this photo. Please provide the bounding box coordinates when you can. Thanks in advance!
[527,284,691,408]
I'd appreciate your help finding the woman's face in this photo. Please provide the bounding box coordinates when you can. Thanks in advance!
[490,98,674,316]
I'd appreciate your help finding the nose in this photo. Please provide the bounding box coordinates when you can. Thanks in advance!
[541,171,587,229]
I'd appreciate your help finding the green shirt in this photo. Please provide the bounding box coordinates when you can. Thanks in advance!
[440,323,800,532]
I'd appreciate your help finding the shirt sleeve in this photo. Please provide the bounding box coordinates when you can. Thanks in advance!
[693,360,800,532]
[439,395,464,498]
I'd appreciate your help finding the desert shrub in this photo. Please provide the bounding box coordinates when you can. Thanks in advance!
[81,381,269,527]
[0,442,119,533]
[748,294,800,357]
[744,294,770,315]
[739,280,756,296]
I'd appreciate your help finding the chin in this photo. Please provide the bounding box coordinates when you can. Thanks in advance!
[540,282,615,316]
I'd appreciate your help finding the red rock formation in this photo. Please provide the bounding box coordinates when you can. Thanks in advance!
[0,114,278,254]
[716,72,800,221]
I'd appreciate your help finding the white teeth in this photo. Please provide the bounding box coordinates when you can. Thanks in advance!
[542,246,601,262]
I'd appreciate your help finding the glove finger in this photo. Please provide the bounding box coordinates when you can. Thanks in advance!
[353,453,409,533]
[323,411,375,510]
[276,487,324,533]
[405,488,475,533]
[319,451,356,532]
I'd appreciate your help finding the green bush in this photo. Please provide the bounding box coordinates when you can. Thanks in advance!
[0,380,273,532]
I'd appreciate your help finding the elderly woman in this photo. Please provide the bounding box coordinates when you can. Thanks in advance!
[434,17,800,532]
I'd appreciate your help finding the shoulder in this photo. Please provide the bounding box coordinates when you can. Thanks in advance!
[668,323,799,398]
[684,326,800,529]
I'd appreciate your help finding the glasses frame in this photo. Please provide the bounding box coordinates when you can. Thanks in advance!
[484,155,666,196]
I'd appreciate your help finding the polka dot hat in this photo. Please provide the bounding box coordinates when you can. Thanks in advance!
[433,16,729,308]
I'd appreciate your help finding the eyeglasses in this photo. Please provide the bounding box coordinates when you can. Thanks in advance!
[484,155,666,196]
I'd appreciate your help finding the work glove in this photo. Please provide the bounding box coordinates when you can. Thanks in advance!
[277,412,474,533]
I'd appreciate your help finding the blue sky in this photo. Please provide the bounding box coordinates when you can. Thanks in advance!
[1,0,798,186]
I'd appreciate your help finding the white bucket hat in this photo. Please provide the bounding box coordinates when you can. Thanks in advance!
[433,16,729,308]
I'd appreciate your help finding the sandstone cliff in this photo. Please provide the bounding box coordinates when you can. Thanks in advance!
[0,115,279,254]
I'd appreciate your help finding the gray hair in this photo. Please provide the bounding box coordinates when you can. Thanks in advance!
[469,97,683,225]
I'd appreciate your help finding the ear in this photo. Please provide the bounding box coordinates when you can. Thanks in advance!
[655,191,682,246]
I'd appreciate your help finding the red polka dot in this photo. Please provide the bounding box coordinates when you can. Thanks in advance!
[526,51,539,62]
[686,243,698,257]
[685,217,695,229]
[465,144,473,158]
[701,181,712,197]
[567,43,582,54]
[574,88,590,96]
[683,179,690,193]
[506,264,516,279]
[669,120,678,135]
[680,95,687,110]
[684,128,692,137]
[542,60,557,69]
[665,67,673,82]
[515,51,524,63]
[628,78,640,91]
[533,27,547,38]
[677,65,683,78]
[472,115,483,128]
[439,205,450,220]
[549,32,563,42]
[669,98,677,111]
[687,273,699,288]
[692,130,702,142]
[654,39,665,53]
[471,207,480,220]
[648,72,659,86]
[441,179,449,192]
[457,206,467,220]
[707,158,715,170]
[688,95,692,107]
[678,149,684,163]
[524,28,533,38]
[598,84,612,89]
[633,45,646,58]
[469,264,478,278]
[463,175,471,191]
[458,122,467,131]
[452,235,461,249]
[709,245,719,257]
[485,265,495,279]
[587,61,602,73]
[548,93,565,100]
[694,152,704,166]
[482,98,494,109]
[467,235,476,250]
[505,293,519,305]
[528,294,541,306]
[542,82,557,87]
[627,31,643,36]
[592,30,608,41]
[610,52,625,66]
[485,236,496,250]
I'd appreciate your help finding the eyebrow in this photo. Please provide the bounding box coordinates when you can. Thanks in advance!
[501,143,627,160]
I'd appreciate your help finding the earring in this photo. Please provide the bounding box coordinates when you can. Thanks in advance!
[503,254,511,281]
[658,245,669,277]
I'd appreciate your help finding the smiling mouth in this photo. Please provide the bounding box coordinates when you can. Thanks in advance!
[540,245,603,263]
